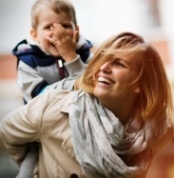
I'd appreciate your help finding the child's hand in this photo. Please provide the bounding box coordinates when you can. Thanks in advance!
[47,23,79,62]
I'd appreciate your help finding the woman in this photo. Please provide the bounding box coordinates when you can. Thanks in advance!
[0,32,173,178]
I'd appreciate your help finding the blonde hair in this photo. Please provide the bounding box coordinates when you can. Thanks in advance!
[75,32,173,122]
[30,0,77,29]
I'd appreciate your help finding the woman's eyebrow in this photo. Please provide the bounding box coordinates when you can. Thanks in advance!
[113,57,131,65]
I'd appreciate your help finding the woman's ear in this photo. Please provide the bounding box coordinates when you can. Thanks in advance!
[134,87,140,93]
[30,28,38,43]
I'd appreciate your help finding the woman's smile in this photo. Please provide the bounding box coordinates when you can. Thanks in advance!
[97,76,115,85]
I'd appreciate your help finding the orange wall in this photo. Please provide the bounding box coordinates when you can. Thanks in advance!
[151,40,170,65]
[0,55,17,79]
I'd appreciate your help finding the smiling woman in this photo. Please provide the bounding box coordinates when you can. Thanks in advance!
[0,31,173,178]
[76,32,173,123]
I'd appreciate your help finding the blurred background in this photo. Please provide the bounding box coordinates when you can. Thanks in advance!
[0,0,174,178]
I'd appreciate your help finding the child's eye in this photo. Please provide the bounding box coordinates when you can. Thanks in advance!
[44,25,52,30]
[61,23,72,29]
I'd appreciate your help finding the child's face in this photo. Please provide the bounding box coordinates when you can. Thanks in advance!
[30,6,77,56]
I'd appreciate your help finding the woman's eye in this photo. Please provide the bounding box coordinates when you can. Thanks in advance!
[112,60,125,67]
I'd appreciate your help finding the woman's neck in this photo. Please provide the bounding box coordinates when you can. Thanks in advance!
[99,96,137,125]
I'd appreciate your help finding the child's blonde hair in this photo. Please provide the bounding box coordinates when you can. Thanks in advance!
[31,0,77,29]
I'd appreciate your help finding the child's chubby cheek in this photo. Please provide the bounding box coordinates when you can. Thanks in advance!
[67,30,74,39]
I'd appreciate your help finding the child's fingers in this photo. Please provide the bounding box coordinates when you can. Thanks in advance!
[52,24,65,41]
[47,36,58,45]
[52,23,58,28]
[57,25,66,38]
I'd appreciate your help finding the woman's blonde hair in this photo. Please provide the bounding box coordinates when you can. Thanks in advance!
[30,0,77,29]
[75,32,173,122]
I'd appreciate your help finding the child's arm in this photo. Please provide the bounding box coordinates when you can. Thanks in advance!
[40,56,84,92]
[17,60,48,102]
[44,24,88,91]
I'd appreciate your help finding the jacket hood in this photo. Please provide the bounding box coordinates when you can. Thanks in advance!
[12,37,93,62]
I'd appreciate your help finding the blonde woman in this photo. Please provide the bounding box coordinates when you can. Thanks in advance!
[1,32,173,178]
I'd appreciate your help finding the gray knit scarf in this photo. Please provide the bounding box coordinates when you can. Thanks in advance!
[68,90,164,178]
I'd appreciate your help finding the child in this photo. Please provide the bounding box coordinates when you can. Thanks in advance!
[12,0,93,104]
[12,0,93,177]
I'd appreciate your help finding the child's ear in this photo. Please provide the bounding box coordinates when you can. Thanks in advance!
[30,29,38,42]
[75,26,79,37]
[134,87,140,93]
[74,26,80,43]
[75,25,79,32]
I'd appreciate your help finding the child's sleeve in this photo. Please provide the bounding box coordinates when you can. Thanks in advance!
[42,55,85,91]
[17,60,48,102]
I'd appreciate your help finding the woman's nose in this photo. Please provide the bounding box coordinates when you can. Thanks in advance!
[100,62,112,73]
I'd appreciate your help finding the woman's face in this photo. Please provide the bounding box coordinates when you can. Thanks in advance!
[93,52,140,106]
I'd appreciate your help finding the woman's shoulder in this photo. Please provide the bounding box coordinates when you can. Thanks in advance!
[43,89,82,105]
[45,90,85,113]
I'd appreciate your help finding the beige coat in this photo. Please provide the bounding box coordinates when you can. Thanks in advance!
[0,89,173,178]
[0,90,86,178]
